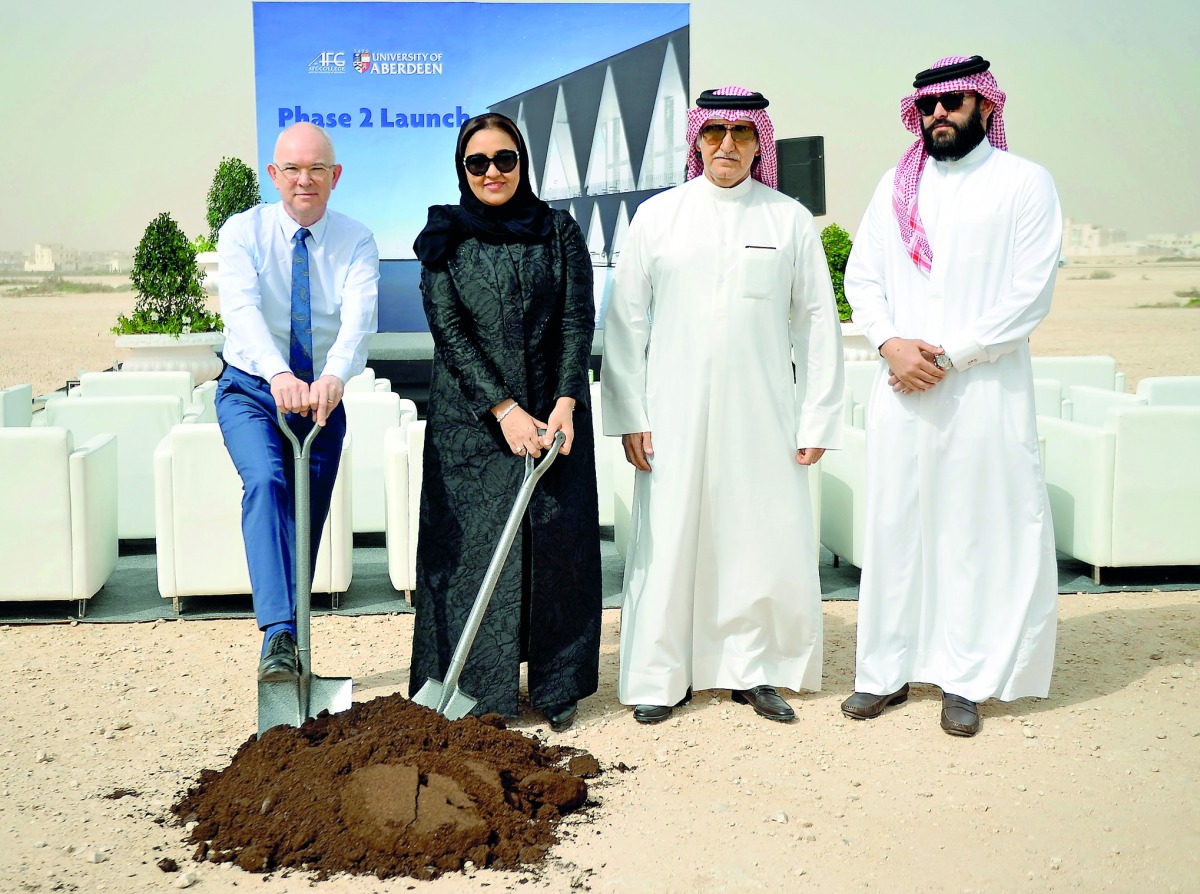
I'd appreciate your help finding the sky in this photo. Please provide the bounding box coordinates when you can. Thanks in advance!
[4,0,1199,253]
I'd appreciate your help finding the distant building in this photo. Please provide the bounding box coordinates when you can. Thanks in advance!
[24,243,80,272]
[1145,232,1200,256]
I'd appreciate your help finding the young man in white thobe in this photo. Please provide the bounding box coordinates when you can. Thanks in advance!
[841,56,1062,737]
[602,86,844,724]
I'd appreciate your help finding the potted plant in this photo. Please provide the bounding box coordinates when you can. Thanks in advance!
[821,223,874,360]
[196,157,262,288]
[112,212,225,383]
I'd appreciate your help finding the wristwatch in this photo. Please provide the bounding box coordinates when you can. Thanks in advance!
[934,352,954,371]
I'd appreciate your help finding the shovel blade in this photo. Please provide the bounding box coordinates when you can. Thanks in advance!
[412,677,478,720]
[308,674,354,718]
[257,679,301,737]
[256,674,353,738]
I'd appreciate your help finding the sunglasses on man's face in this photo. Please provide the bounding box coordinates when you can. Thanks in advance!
[463,149,520,177]
[915,92,970,116]
[698,123,757,145]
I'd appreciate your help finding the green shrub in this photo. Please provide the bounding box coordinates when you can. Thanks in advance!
[206,157,261,245]
[821,223,854,322]
[112,212,222,335]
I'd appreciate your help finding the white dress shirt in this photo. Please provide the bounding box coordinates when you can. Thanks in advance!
[218,201,379,384]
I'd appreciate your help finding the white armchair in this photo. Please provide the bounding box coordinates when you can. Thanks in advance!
[46,394,199,539]
[0,428,118,616]
[820,424,867,568]
[384,419,425,599]
[153,423,354,612]
[345,367,393,393]
[1,384,34,427]
[75,370,215,422]
[342,391,416,533]
[1135,376,1200,407]
[1041,405,1200,583]
[1031,355,1126,399]
[1061,385,1145,426]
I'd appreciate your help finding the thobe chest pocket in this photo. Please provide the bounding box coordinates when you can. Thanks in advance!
[738,246,784,299]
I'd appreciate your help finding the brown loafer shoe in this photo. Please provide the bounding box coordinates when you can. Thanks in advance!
[940,693,980,737]
[731,685,795,722]
[840,684,910,720]
[633,687,692,725]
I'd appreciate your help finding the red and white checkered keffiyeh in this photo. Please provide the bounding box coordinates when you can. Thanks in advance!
[685,86,778,189]
[892,56,1008,273]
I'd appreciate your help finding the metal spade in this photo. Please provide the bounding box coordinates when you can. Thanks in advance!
[413,429,566,719]
[257,410,353,736]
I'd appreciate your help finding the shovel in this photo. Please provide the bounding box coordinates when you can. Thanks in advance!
[257,409,354,737]
[413,429,566,719]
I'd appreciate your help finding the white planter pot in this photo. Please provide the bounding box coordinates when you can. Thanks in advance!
[840,321,876,361]
[115,332,225,384]
[196,251,219,294]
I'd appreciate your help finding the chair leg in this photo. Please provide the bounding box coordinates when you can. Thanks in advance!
[77,599,87,619]
[405,589,412,606]
[331,591,342,610]
[832,554,841,568]
[1092,565,1102,586]
[173,597,180,613]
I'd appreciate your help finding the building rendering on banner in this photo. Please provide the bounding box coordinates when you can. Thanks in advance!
[489,26,690,269]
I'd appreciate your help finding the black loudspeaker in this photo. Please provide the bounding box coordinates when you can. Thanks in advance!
[774,136,826,216]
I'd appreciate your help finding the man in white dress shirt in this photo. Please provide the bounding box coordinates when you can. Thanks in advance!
[602,86,844,724]
[841,56,1062,736]
[216,122,378,682]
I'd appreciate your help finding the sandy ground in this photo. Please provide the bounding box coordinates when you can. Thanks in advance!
[0,264,1198,893]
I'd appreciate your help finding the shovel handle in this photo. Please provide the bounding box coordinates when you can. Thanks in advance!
[435,429,566,713]
[274,411,323,692]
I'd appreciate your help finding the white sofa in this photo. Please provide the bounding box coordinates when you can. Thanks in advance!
[153,423,354,612]
[46,394,200,539]
[1136,376,1200,407]
[74,370,216,423]
[0,428,118,616]
[342,391,416,533]
[383,419,425,599]
[1040,405,1200,583]
[0,384,34,427]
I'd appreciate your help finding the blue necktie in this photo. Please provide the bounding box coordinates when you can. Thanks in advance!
[289,227,313,382]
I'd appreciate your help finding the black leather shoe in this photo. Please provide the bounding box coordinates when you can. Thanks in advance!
[633,687,692,725]
[257,632,299,682]
[731,685,795,722]
[840,684,910,720]
[940,693,980,737]
[544,702,578,732]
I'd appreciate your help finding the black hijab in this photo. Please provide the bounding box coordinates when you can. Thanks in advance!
[413,112,553,268]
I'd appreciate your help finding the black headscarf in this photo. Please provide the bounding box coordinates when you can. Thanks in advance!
[413,112,553,268]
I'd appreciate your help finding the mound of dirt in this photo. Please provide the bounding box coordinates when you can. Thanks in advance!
[172,694,594,880]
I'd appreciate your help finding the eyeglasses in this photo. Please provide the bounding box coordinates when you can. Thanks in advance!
[915,92,970,116]
[275,163,333,182]
[463,150,520,177]
[698,123,758,145]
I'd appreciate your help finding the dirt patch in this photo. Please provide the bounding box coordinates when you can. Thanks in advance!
[171,694,593,880]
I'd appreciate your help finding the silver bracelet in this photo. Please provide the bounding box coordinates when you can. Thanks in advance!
[496,402,518,422]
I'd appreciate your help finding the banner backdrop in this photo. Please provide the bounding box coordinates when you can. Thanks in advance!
[252,2,689,264]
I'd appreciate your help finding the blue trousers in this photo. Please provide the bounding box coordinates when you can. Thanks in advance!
[215,365,346,630]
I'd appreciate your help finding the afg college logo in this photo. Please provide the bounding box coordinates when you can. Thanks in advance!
[308,51,346,74]
[354,51,371,73]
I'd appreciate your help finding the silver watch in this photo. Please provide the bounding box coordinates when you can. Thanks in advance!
[934,352,954,371]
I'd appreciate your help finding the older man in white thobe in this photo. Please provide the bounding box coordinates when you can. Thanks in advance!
[602,86,844,724]
[841,55,1062,737]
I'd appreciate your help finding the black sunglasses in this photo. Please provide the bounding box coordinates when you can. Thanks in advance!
[463,149,520,177]
[698,123,757,144]
[915,92,970,116]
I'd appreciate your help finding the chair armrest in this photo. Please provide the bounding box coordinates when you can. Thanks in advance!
[1114,371,1126,393]
[1065,385,1145,428]
[1038,416,1116,566]
[153,431,179,599]
[373,378,392,392]
[383,427,412,591]
[69,434,119,600]
[191,381,218,423]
